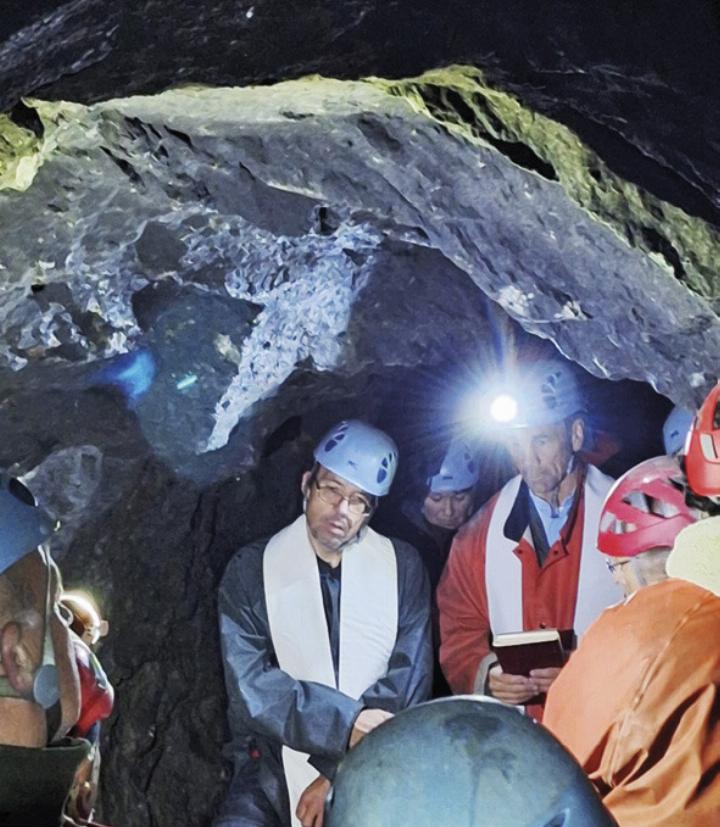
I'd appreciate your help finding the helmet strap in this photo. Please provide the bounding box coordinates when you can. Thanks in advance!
[32,547,59,710]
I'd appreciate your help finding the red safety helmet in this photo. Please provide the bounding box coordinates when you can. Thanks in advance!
[598,455,697,557]
[684,381,720,499]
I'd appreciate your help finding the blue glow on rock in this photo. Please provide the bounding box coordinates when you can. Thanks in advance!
[93,348,156,403]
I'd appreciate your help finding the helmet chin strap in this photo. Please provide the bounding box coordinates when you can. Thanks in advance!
[565,453,576,478]
[32,546,60,710]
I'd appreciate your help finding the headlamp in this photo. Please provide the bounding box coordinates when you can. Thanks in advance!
[489,393,518,424]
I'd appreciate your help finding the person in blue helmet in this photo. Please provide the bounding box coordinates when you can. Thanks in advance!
[401,438,480,592]
[376,438,479,698]
[438,360,618,720]
[215,420,432,827]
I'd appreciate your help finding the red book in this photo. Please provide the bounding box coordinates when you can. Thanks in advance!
[491,628,567,677]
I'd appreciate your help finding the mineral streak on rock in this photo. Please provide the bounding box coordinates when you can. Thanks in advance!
[378,66,720,299]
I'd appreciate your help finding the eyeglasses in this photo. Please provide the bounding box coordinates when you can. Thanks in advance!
[605,559,632,574]
[313,481,373,515]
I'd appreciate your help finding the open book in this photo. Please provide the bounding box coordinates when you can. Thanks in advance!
[491,628,569,677]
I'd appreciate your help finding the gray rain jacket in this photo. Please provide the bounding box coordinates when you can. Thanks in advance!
[217,529,432,825]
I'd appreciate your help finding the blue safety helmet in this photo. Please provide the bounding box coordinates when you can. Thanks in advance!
[663,405,693,455]
[428,438,479,493]
[314,420,398,497]
[0,476,54,576]
[325,697,616,827]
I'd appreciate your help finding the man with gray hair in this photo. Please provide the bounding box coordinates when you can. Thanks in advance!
[438,359,617,718]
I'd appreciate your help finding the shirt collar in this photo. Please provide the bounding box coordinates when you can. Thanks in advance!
[504,466,585,544]
[528,488,575,522]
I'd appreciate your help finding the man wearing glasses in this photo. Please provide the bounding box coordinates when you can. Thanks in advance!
[215,420,432,827]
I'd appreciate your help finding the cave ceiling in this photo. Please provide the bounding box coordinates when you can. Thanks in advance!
[0,1,718,481]
[1,0,718,218]
[0,4,719,442]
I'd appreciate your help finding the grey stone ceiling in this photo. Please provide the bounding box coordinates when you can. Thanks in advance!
[1,3,719,417]
[1,76,718,437]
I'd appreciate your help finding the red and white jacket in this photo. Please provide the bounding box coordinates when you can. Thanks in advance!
[437,464,618,719]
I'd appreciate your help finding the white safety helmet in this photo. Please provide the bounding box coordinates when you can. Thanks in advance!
[428,438,479,493]
[314,420,398,497]
[666,517,720,597]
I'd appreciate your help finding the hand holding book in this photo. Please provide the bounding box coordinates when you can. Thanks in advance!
[527,666,562,695]
[487,666,540,705]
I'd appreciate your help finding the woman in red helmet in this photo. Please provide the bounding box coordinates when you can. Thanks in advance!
[544,454,720,827]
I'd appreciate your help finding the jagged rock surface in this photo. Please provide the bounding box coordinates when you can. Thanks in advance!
[1,80,718,421]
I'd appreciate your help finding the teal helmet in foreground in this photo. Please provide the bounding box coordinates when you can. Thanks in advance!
[314,420,398,497]
[0,477,54,576]
[325,697,616,827]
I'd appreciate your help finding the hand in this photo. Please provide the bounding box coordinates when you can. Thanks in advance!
[349,708,393,748]
[529,666,562,694]
[66,743,100,821]
[296,775,331,827]
[487,664,539,705]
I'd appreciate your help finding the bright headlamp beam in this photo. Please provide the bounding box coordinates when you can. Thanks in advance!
[490,393,518,424]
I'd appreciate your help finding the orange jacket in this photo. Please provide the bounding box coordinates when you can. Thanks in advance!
[436,477,588,716]
[544,579,720,827]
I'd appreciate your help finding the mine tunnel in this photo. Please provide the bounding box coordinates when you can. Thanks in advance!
[1,3,719,826]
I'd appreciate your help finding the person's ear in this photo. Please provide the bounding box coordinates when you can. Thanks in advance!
[0,622,33,695]
[570,417,585,453]
[301,471,311,499]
